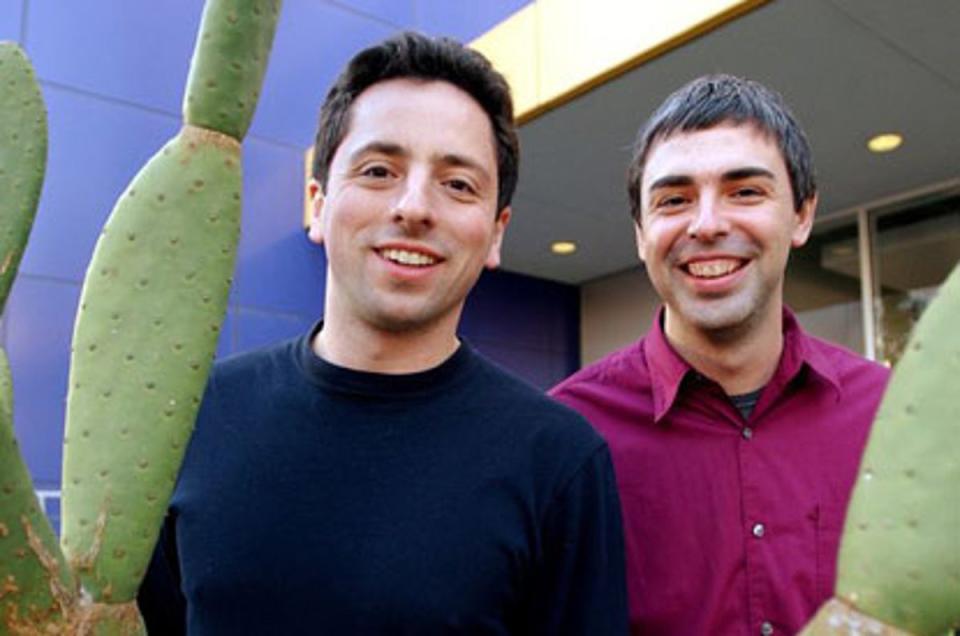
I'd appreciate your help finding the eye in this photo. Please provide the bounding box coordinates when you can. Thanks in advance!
[730,186,764,200]
[360,164,391,179]
[445,178,478,196]
[654,194,689,210]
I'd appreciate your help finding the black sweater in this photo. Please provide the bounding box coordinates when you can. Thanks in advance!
[138,328,627,635]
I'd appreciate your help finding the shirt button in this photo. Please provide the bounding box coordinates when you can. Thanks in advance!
[752,523,766,538]
[742,427,753,440]
[761,621,774,635]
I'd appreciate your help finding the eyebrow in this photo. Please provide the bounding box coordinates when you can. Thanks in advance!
[348,141,407,164]
[721,167,776,182]
[647,166,777,193]
[647,175,693,192]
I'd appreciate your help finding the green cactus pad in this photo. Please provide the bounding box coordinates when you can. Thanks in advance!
[61,125,241,603]
[835,263,960,634]
[0,347,77,633]
[0,42,47,316]
[183,0,282,140]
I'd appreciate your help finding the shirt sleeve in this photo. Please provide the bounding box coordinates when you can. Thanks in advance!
[136,512,187,635]
[524,444,629,635]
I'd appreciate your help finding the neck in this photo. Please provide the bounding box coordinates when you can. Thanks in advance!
[664,304,785,396]
[314,300,461,375]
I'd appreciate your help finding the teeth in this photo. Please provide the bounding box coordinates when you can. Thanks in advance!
[687,259,740,278]
[380,248,437,267]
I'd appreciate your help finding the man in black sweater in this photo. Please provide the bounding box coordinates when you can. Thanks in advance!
[137,32,627,634]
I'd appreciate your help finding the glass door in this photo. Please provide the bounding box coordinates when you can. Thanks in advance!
[870,189,960,366]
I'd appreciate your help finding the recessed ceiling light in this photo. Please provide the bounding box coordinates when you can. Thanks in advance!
[867,133,903,153]
[551,241,577,255]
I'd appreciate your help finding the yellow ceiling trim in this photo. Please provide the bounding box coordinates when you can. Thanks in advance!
[470,0,769,124]
[304,0,768,227]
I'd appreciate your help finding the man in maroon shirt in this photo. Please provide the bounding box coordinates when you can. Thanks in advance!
[551,75,889,636]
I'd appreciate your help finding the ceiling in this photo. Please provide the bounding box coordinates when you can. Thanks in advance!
[500,0,960,284]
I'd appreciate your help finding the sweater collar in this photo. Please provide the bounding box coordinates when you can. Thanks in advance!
[295,321,478,399]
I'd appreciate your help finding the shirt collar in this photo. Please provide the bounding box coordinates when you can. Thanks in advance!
[775,307,843,396]
[642,307,693,423]
[642,306,843,423]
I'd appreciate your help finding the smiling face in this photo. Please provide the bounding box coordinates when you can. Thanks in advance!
[308,78,509,338]
[636,123,815,343]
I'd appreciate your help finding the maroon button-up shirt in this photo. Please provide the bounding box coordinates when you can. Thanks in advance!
[551,308,889,636]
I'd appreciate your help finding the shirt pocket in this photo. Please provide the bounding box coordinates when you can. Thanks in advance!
[815,502,846,599]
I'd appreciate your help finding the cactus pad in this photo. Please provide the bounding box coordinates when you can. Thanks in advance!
[833,263,960,634]
[0,348,77,634]
[183,0,282,140]
[61,125,241,604]
[0,42,47,316]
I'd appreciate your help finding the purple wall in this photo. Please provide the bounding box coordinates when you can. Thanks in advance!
[1,0,574,504]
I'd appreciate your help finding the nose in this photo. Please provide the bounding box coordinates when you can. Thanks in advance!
[391,174,434,231]
[687,195,729,241]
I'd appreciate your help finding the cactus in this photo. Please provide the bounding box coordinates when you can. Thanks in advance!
[0,350,78,634]
[0,3,281,632]
[801,263,960,635]
[58,1,281,631]
[0,41,75,635]
[0,43,46,316]
[61,127,242,603]
[184,0,281,139]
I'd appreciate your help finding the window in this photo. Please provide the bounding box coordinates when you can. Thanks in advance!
[871,190,960,366]
[786,185,960,366]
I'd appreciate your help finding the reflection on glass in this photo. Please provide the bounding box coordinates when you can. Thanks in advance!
[786,219,864,355]
[873,191,960,366]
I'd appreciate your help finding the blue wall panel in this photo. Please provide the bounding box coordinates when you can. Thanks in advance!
[249,0,396,146]
[473,340,571,391]
[337,0,415,28]
[21,86,177,282]
[0,1,23,43]
[462,270,579,354]
[4,276,79,484]
[236,138,326,316]
[233,308,314,354]
[26,1,201,115]
[5,1,581,498]
[417,0,532,42]
[42,494,60,534]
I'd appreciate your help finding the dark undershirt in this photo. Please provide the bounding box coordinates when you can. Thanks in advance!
[729,388,763,420]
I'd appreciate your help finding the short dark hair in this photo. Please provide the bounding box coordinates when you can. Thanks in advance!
[312,32,519,215]
[627,74,816,222]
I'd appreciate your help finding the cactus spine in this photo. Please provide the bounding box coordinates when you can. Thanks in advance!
[59,1,281,631]
[802,263,960,635]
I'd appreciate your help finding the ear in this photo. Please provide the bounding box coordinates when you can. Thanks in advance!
[791,193,817,248]
[306,178,325,246]
[634,221,648,263]
[484,207,512,269]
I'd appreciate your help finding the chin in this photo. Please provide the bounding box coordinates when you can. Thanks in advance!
[366,305,450,334]
[679,297,759,334]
